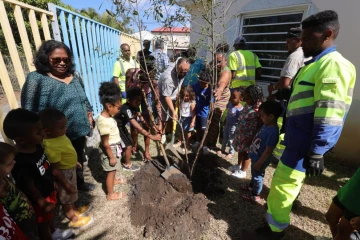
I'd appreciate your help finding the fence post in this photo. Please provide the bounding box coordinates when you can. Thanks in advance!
[48,3,61,41]
[0,0,25,88]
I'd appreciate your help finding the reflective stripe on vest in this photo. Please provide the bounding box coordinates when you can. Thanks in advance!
[286,51,355,126]
[231,50,257,88]
[233,51,257,71]
[118,59,137,92]
[273,133,285,160]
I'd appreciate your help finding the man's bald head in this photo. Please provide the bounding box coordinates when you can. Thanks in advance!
[175,57,190,79]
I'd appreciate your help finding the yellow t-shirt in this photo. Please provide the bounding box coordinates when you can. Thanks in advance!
[97,115,121,145]
[42,135,77,170]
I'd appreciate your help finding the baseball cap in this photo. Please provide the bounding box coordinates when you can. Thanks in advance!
[234,36,246,44]
[286,27,302,38]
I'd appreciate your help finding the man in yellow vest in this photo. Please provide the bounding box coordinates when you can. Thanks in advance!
[253,10,356,239]
[228,36,262,89]
[113,43,138,99]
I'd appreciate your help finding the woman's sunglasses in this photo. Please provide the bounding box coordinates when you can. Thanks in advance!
[49,57,70,65]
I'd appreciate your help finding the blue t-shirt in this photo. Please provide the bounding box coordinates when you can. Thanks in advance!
[225,103,243,127]
[249,125,279,163]
[192,82,213,117]
[183,59,205,86]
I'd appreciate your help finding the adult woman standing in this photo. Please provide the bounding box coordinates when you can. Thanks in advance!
[203,52,232,153]
[21,40,94,191]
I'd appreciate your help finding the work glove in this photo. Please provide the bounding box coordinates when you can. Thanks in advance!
[303,152,324,177]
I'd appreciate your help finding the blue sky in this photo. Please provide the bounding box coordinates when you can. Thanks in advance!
[61,0,180,33]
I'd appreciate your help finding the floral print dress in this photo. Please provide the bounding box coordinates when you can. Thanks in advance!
[233,104,261,152]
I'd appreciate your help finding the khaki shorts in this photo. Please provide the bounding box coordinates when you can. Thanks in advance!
[100,144,121,172]
[58,167,78,204]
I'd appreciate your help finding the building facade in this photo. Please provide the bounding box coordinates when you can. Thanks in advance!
[151,27,190,58]
[177,0,360,166]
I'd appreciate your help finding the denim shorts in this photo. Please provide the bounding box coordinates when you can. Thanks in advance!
[180,117,193,132]
[195,116,207,130]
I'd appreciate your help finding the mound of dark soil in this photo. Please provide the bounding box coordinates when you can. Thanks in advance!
[129,162,210,240]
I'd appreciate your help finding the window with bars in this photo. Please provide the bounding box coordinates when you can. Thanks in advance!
[241,12,304,82]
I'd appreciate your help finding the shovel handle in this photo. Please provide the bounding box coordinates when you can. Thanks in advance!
[172,97,179,133]
[141,89,171,168]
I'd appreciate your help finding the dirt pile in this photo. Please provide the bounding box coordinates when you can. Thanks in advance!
[129,161,210,240]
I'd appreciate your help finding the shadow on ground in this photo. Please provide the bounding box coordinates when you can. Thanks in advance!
[178,149,328,240]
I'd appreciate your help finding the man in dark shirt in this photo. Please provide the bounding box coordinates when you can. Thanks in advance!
[137,40,153,71]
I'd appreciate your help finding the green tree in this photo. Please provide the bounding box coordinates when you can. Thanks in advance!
[79,7,132,33]
[0,0,74,54]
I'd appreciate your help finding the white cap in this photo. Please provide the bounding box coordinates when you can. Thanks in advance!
[234,36,246,44]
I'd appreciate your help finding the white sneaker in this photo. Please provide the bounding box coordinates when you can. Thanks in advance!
[52,228,73,240]
[231,170,247,179]
[228,165,240,172]
[202,146,210,155]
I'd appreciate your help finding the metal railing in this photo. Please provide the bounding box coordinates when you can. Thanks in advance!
[0,0,142,142]
[48,4,122,115]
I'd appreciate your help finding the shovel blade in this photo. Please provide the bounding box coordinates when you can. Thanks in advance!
[161,166,184,179]
[165,135,184,160]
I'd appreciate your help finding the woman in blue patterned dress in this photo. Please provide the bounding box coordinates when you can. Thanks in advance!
[21,40,94,192]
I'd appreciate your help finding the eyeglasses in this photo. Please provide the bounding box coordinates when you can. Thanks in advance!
[49,57,70,65]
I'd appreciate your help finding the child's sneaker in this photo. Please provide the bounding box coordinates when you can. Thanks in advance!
[69,216,93,228]
[52,228,73,240]
[228,165,240,172]
[75,203,92,217]
[231,170,246,179]
[240,184,252,192]
[241,193,260,203]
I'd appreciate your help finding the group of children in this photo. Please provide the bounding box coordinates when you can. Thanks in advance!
[175,70,284,203]
[0,67,358,239]
[0,80,162,239]
[0,108,92,240]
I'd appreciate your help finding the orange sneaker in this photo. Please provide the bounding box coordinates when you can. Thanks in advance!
[69,216,93,228]
[74,204,92,217]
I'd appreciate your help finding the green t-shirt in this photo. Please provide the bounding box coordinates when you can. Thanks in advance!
[337,167,360,215]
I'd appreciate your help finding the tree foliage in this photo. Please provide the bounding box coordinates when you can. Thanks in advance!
[79,8,133,33]
[0,0,74,54]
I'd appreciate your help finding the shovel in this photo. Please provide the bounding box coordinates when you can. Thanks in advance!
[141,89,184,180]
[165,98,184,160]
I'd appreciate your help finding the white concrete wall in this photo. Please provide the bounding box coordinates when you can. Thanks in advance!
[311,0,360,166]
[182,0,360,166]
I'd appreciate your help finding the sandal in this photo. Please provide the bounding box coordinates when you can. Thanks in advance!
[106,192,126,201]
[114,177,127,185]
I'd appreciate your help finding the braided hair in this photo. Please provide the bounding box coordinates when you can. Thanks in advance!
[245,84,263,106]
